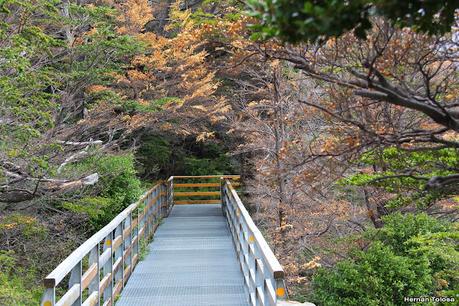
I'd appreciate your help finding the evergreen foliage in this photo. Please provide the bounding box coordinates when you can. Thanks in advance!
[248,0,457,42]
[312,213,458,305]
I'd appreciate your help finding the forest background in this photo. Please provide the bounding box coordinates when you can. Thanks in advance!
[0,0,458,305]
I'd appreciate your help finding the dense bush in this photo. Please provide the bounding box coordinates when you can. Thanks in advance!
[312,213,458,305]
[62,154,142,232]
[0,251,41,306]
[312,242,432,306]
[136,135,173,178]
[135,134,235,179]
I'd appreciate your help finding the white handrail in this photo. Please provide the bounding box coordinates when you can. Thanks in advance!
[41,182,169,306]
[44,202,137,287]
[222,179,287,306]
[227,181,284,277]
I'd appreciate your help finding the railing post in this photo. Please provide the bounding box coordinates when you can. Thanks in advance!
[121,217,127,287]
[133,209,139,266]
[156,186,161,221]
[220,178,226,216]
[254,258,264,305]
[148,190,152,237]
[162,182,168,217]
[41,287,55,306]
[151,187,157,233]
[275,278,288,302]
[145,194,150,240]
[87,245,100,306]
[125,212,132,283]
[113,223,122,301]
[102,234,113,305]
[69,261,82,306]
[167,176,174,215]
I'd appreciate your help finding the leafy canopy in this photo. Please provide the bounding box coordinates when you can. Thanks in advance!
[341,147,459,209]
[248,0,458,42]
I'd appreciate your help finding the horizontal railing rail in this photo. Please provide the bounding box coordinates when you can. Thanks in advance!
[170,175,240,205]
[41,182,170,306]
[222,179,287,306]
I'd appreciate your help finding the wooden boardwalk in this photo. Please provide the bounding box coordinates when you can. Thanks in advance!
[116,204,249,306]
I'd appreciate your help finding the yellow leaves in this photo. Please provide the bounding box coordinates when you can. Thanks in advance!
[116,0,153,35]
[133,51,167,71]
[326,37,336,48]
[7,149,19,158]
[86,85,109,93]
[183,72,219,102]
[301,256,322,270]
[0,215,37,230]
[196,132,215,142]
[2,223,17,230]
[137,32,167,48]
[127,69,150,81]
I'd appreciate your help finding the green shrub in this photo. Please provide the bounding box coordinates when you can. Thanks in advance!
[62,197,113,232]
[312,213,458,305]
[62,154,142,231]
[0,214,47,239]
[135,135,235,178]
[0,251,41,305]
[368,212,450,255]
[312,242,432,306]
[136,135,172,178]
[182,142,234,175]
[95,154,142,205]
[183,155,232,176]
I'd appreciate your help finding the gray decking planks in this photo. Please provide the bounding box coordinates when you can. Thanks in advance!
[116,204,249,306]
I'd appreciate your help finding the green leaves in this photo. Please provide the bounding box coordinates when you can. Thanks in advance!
[61,154,142,232]
[247,0,370,42]
[340,146,459,208]
[313,241,432,306]
[313,213,458,305]
[248,0,457,43]
[0,0,144,196]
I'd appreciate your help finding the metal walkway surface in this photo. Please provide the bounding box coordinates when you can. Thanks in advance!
[116,204,250,306]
